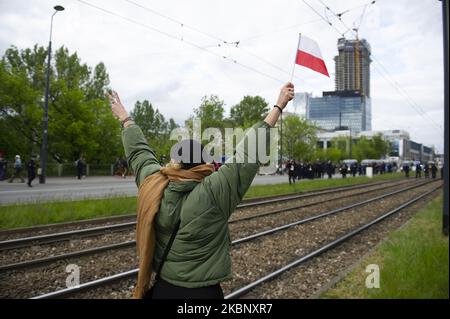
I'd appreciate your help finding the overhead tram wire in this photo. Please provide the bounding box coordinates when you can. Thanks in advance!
[335,0,378,20]
[121,0,311,83]
[237,19,323,43]
[75,0,284,84]
[302,0,443,135]
[301,0,345,37]
[371,60,443,134]
[124,0,223,43]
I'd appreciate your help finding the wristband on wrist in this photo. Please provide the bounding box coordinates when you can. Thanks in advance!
[120,116,134,128]
[274,105,283,113]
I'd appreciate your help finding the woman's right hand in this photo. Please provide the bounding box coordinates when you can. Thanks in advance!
[106,90,129,121]
[276,82,295,109]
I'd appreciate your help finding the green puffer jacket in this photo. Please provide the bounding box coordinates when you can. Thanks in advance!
[122,121,271,288]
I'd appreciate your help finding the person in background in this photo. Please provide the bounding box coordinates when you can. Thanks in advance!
[415,162,422,178]
[431,162,438,179]
[120,157,129,178]
[424,163,430,178]
[8,155,25,183]
[294,160,302,181]
[286,160,296,185]
[340,163,348,179]
[76,156,85,180]
[114,157,122,176]
[27,155,37,187]
[0,154,7,181]
[325,160,334,179]
[402,162,410,178]
[350,162,358,177]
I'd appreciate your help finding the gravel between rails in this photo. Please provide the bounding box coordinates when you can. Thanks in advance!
[0,179,406,242]
[0,230,135,266]
[228,180,421,239]
[0,179,416,267]
[224,181,442,298]
[228,179,411,222]
[9,180,436,299]
[243,186,443,299]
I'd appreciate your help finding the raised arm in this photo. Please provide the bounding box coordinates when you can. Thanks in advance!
[108,91,161,187]
[202,83,294,218]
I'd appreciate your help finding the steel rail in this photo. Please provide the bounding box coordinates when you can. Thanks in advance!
[0,241,135,272]
[29,180,437,299]
[1,178,398,238]
[0,178,406,251]
[229,178,412,223]
[1,179,415,271]
[225,184,442,299]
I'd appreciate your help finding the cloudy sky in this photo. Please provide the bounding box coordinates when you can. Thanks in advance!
[0,0,445,152]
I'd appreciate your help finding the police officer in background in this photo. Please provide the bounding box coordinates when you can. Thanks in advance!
[340,163,348,178]
[0,154,7,181]
[27,155,37,187]
[424,163,430,178]
[326,160,334,179]
[402,162,410,178]
[286,160,296,184]
[415,162,422,178]
[431,162,438,179]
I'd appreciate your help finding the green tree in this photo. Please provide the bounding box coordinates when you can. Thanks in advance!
[131,100,178,162]
[186,95,225,131]
[0,44,121,164]
[352,134,391,161]
[325,147,346,162]
[229,95,269,129]
[282,114,318,161]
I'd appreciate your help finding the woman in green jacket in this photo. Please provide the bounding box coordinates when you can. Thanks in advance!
[108,83,294,299]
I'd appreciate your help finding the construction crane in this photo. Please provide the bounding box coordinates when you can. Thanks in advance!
[352,3,370,96]
[353,28,361,92]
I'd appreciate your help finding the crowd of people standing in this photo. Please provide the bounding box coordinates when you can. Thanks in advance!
[283,159,399,184]
[402,161,442,179]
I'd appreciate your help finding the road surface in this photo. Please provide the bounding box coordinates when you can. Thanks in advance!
[0,174,332,205]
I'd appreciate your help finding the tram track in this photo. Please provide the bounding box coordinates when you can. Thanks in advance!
[8,179,437,299]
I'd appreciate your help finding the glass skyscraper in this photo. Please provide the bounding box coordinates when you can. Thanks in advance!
[307,90,371,133]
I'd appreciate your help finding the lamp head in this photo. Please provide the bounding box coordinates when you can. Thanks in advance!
[54,5,65,11]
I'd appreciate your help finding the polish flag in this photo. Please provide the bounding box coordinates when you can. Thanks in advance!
[295,35,329,77]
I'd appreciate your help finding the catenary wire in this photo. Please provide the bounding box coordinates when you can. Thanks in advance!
[75,0,285,84]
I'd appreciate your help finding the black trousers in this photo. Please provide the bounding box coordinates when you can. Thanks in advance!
[288,173,295,184]
[150,278,224,299]
[28,172,35,185]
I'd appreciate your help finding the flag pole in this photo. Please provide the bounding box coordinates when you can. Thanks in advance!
[290,33,302,82]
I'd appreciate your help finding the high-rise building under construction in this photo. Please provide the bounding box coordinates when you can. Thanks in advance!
[334,38,372,97]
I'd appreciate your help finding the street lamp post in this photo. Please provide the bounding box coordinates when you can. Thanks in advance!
[39,5,65,184]
[441,0,449,236]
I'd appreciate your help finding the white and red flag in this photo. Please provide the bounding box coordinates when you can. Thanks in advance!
[295,34,329,77]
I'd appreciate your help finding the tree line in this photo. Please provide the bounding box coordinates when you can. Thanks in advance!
[0,44,390,165]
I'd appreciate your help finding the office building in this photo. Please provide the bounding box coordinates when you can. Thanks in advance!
[307,90,371,133]
[316,129,435,162]
[334,38,372,97]
[292,92,311,117]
